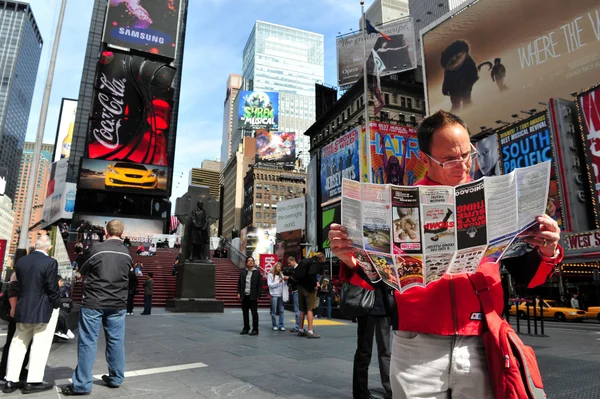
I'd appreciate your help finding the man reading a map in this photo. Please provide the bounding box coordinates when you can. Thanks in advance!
[329,110,562,399]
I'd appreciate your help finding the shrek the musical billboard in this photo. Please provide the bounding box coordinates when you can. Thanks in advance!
[238,90,279,130]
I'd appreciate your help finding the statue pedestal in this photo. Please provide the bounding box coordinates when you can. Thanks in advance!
[165,261,224,313]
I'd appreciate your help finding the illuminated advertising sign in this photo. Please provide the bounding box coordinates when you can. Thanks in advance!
[71,214,163,243]
[259,253,278,274]
[53,99,77,162]
[320,128,360,206]
[87,50,175,166]
[79,158,168,195]
[321,201,341,259]
[422,0,600,131]
[42,159,76,227]
[579,87,600,210]
[0,167,6,196]
[238,90,279,130]
[276,196,305,233]
[255,130,295,162]
[102,0,181,60]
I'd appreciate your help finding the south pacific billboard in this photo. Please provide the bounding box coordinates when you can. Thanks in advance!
[238,90,279,130]
[87,50,175,167]
[53,99,77,162]
[102,0,182,60]
[255,130,295,162]
[497,112,563,228]
[320,128,360,206]
[79,158,168,195]
[422,0,600,131]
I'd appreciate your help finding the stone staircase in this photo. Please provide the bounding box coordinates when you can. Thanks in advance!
[213,256,270,308]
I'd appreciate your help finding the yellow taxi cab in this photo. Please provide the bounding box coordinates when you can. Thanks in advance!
[105,162,158,190]
[586,306,600,323]
[509,299,586,322]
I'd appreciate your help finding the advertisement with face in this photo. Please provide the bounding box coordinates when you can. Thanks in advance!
[103,0,181,60]
[472,134,501,179]
[422,0,600,131]
[320,128,360,206]
[238,91,279,130]
[79,159,168,195]
[71,214,163,243]
[88,50,175,167]
[579,87,600,207]
[337,18,416,87]
[255,130,295,162]
[53,99,77,162]
[43,160,76,226]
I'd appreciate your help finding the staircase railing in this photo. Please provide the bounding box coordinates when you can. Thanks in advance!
[222,237,247,269]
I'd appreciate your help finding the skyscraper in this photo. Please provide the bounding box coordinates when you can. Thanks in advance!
[220,74,242,172]
[361,0,410,27]
[0,1,43,200]
[242,21,324,168]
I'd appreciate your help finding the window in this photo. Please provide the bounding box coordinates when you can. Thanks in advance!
[272,213,277,220]
[265,204,270,209]
[255,212,261,219]
[256,183,262,190]
[271,194,278,201]
[401,97,406,108]
[410,115,417,126]
[265,184,270,191]
[384,93,390,104]
[399,114,406,123]
[392,93,398,104]
[279,186,284,193]
[272,185,278,191]
[256,193,262,199]
[407,98,412,109]
[256,202,262,209]
[415,98,422,109]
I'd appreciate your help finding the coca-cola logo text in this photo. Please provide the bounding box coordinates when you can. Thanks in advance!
[92,73,127,149]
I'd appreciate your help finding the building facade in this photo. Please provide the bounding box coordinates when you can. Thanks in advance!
[362,0,410,27]
[0,1,43,200]
[242,21,324,168]
[10,141,53,254]
[220,74,242,172]
[242,164,306,230]
[190,160,221,200]
[0,194,14,272]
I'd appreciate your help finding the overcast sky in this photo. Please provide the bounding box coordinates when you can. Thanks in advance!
[24,0,374,204]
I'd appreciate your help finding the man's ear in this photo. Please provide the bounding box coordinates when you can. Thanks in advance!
[419,151,430,167]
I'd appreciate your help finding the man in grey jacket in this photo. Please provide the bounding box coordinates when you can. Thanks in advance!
[62,220,132,396]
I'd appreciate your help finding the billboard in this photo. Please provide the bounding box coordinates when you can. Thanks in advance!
[368,122,426,186]
[53,99,77,162]
[42,159,76,227]
[422,0,600,131]
[238,90,279,130]
[0,167,6,196]
[259,253,278,274]
[276,196,305,233]
[337,18,416,87]
[320,128,360,206]
[255,130,295,162]
[321,201,341,259]
[0,239,7,275]
[497,112,563,228]
[579,87,600,212]
[243,227,276,260]
[87,50,175,166]
[472,133,501,179]
[71,214,163,243]
[306,157,317,253]
[79,158,168,195]
[102,0,181,60]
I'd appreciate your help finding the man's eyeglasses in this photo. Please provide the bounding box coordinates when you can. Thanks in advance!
[425,144,479,169]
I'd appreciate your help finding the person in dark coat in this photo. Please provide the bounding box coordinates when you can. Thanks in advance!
[126,268,138,315]
[237,257,262,335]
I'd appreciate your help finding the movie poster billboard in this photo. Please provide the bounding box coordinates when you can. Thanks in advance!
[71,214,163,243]
[320,128,360,206]
[256,130,295,162]
[53,99,77,162]
[579,87,600,209]
[337,18,416,87]
[245,228,276,261]
[238,90,279,130]
[369,122,426,186]
[79,158,168,195]
[322,201,341,259]
[497,112,563,228]
[87,50,175,167]
[306,157,318,253]
[102,0,182,60]
[472,134,501,179]
[422,0,600,131]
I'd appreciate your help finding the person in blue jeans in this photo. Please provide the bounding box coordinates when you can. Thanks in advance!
[267,262,287,331]
[62,220,132,396]
[317,278,333,319]
[284,256,300,332]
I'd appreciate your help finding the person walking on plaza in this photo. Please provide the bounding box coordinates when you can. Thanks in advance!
[317,278,333,319]
[237,257,261,336]
[268,262,287,331]
[571,293,580,309]
[3,235,61,394]
[62,220,132,396]
[284,256,300,332]
[329,110,563,398]
[141,272,154,315]
[294,252,325,339]
[126,267,138,316]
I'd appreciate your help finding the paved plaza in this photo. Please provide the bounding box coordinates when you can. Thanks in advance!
[0,309,599,398]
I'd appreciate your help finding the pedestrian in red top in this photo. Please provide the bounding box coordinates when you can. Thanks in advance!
[329,110,563,399]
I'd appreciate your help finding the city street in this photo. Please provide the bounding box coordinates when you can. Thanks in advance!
[0,309,598,398]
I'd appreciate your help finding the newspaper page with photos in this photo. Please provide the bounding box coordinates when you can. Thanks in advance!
[340,161,551,292]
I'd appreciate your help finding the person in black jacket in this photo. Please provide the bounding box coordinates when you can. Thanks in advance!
[126,267,138,315]
[3,235,61,394]
[237,257,261,336]
[62,220,132,396]
[295,253,326,339]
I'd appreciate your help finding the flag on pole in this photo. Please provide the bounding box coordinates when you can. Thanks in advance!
[366,19,391,41]
[370,48,386,115]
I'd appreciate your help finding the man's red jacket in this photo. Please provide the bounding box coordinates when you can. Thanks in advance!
[340,174,564,336]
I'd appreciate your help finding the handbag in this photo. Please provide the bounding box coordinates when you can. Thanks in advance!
[339,282,375,319]
[468,274,546,399]
[282,280,289,303]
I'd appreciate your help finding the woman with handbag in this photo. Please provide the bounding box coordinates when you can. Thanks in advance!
[329,111,563,399]
[267,262,287,331]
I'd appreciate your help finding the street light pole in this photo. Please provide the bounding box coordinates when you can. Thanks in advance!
[17,0,68,255]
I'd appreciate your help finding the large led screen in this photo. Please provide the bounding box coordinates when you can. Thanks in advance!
[255,130,295,162]
[87,50,175,166]
[71,214,163,244]
[422,0,600,131]
[238,90,279,130]
[103,0,181,60]
[79,158,168,195]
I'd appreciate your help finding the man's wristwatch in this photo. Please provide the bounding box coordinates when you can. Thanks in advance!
[537,246,560,261]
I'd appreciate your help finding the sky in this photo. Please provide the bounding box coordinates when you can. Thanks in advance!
[23,0,375,205]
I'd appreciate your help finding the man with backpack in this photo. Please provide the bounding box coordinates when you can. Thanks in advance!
[293,252,326,339]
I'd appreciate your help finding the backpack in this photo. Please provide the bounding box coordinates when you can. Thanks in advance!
[293,258,312,283]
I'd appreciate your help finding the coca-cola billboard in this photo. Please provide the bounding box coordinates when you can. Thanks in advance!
[87,50,175,166]
[103,0,182,60]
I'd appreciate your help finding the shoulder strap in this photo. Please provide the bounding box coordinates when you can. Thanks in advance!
[467,273,497,317]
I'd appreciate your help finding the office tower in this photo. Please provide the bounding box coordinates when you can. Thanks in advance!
[190,160,221,200]
[361,0,410,27]
[242,21,324,168]
[10,142,53,254]
[220,74,242,172]
[0,194,14,272]
[0,1,44,200]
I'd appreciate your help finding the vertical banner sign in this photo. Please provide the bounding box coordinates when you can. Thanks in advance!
[320,128,360,206]
[497,112,563,229]
[306,157,317,253]
[0,239,6,274]
[260,253,278,274]
[0,167,7,196]
[321,202,341,259]
[53,99,78,162]
[87,50,175,166]
[579,87,600,211]
[369,122,426,186]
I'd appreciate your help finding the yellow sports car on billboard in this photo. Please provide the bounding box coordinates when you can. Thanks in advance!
[105,162,158,190]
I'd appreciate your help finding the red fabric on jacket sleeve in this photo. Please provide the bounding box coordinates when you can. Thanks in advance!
[527,244,564,289]
[339,261,374,291]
